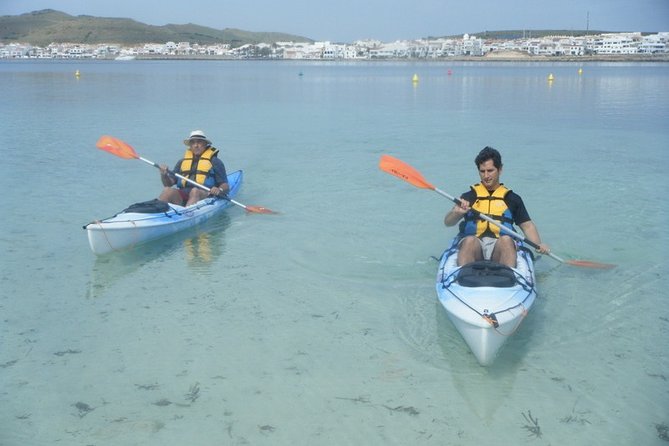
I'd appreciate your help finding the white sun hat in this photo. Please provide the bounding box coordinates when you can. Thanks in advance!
[183,129,211,146]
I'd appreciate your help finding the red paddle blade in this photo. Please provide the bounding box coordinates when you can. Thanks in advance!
[379,154,435,190]
[245,205,278,215]
[96,135,139,159]
[566,260,616,270]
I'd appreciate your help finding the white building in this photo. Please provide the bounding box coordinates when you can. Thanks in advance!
[2,31,668,60]
[370,41,411,58]
[639,32,668,54]
[461,34,484,56]
[593,33,641,54]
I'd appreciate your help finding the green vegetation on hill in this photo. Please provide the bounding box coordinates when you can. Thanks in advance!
[469,30,607,39]
[2,9,652,48]
[428,29,613,40]
[0,9,313,47]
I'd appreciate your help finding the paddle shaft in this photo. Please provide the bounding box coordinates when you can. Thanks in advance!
[378,155,613,269]
[136,156,250,211]
[435,186,566,263]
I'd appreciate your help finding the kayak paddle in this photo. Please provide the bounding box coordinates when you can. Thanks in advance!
[96,135,277,214]
[379,154,615,269]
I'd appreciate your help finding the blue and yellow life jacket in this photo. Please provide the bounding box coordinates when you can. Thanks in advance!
[177,147,219,189]
[460,183,515,238]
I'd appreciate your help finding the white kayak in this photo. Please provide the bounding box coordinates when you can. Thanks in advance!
[436,238,537,366]
[84,170,242,255]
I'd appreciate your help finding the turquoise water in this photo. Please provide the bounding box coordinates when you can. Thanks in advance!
[1,59,668,445]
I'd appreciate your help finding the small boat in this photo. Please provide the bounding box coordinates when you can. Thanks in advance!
[436,238,537,366]
[84,170,242,255]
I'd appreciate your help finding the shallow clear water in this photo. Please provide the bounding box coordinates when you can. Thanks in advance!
[1,59,668,445]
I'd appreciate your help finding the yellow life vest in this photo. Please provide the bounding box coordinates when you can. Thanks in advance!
[177,147,219,188]
[462,183,514,238]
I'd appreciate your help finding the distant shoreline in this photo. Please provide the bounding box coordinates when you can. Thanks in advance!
[5,53,668,63]
[123,53,669,62]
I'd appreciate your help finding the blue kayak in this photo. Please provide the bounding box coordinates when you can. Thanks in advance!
[84,170,242,255]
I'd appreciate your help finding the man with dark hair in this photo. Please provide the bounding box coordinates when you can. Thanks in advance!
[444,146,550,267]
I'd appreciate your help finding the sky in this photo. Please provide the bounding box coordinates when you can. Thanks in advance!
[1,0,667,43]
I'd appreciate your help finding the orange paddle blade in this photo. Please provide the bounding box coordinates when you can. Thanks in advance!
[565,259,616,270]
[379,155,435,190]
[245,205,278,215]
[96,135,139,159]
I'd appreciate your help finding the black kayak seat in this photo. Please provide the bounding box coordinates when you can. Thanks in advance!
[122,199,171,214]
[456,260,517,288]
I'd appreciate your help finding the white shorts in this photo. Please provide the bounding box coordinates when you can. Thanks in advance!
[479,237,498,260]
[459,236,498,260]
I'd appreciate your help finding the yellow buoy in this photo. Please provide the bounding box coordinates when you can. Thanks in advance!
[412,74,419,83]
[75,70,80,78]
[547,73,554,82]
[578,68,583,75]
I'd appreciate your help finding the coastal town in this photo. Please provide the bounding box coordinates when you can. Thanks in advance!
[1,31,667,60]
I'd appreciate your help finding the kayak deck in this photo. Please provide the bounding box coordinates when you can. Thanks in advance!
[436,239,537,366]
[85,170,242,255]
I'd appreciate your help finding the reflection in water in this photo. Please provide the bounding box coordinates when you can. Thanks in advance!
[435,302,523,423]
[183,230,223,271]
[86,215,230,298]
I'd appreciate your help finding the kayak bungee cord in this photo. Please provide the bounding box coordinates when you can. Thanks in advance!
[439,264,535,334]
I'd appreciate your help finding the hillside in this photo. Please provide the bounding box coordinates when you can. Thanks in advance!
[0,9,313,47]
[468,30,606,39]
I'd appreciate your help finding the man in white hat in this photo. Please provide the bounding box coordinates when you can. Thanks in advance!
[158,130,229,206]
